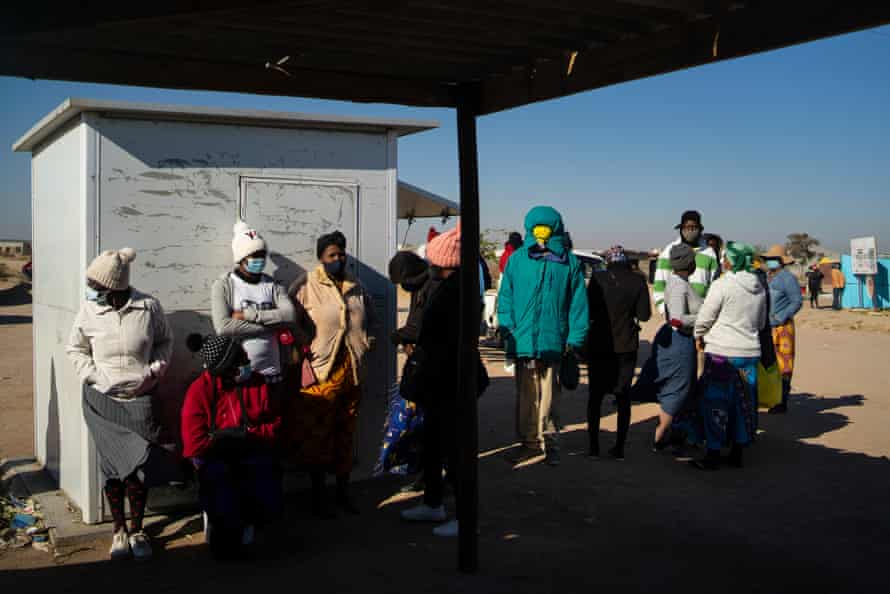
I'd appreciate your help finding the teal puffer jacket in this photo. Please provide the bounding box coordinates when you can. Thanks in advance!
[497,206,589,362]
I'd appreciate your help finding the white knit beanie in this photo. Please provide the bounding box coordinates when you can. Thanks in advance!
[86,248,136,291]
[232,220,267,264]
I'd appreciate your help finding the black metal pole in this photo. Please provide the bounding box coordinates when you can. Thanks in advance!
[456,87,480,574]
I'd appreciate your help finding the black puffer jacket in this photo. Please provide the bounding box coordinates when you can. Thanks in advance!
[587,263,652,354]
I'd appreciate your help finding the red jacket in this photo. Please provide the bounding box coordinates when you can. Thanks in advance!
[181,371,282,458]
[499,243,517,273]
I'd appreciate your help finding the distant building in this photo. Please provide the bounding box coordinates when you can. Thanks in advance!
[0,240,30,257]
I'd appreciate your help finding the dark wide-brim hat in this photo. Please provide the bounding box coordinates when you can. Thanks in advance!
[674,210,703,230]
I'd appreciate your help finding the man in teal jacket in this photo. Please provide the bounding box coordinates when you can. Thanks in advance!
[497,206,589,466]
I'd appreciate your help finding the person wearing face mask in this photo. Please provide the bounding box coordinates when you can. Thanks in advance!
[211,221,296,385]
[287,230,376,517]
[761,245,803,414]
[66,248,176,561]
[182,335,283,559]
[497,206,589,467]
[652,211,720,316]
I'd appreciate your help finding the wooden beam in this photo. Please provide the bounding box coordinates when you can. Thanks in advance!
[0,42,455,108]
[455,84,481,575]
[476,2,890,115]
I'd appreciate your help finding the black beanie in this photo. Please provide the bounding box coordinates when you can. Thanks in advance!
[316,230,347,259]
[187,334,240,376]
[388,251,429,286]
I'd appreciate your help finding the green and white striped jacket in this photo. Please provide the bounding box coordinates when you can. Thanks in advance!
[652,237,719,315]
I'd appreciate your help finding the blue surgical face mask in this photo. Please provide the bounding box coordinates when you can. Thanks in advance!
[245,257,266,275]
[323,259,345,277]
[85,287,99,301]
[766,260,781,271]
[235,363,252,384]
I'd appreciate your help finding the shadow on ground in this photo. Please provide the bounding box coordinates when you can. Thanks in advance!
[2,369,888,593]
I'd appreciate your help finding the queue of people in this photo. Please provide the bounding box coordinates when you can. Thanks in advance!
[65,204,809,561]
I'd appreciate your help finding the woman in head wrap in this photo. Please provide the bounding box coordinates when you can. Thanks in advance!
[287,231,376,517]
[66,248,176,561]
[691,242,768,470]
[629,243,701,453]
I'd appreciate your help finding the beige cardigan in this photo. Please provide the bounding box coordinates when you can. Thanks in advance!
[289,265,375,384]
[66,290,174,399]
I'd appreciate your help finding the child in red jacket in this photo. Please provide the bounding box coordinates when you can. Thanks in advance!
[183,334,283,559]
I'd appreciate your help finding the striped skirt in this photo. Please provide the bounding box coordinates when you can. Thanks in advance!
[83,386,181,486]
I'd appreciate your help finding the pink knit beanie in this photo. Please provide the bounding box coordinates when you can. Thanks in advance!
[426,221,461,268]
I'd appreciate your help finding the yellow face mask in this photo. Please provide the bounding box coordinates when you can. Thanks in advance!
[532,225,553,245]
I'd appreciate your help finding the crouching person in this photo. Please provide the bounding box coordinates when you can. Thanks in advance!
[182,335,284,559]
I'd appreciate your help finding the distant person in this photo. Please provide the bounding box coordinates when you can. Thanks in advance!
[288,231,375,517]
[762,246,803,414]
[806,264,824,309]
[831,263,845,310]
[182,335,283,560]
[652,210,719,315]
[703,233,724,277]
[586,246,651,459]
[499,232,523,274]
[211,221,296,384]
[497,206,588,467]
[427,226,440,243]
[66,248,176,561]
[630,244,702,451]
[691,242,767,471]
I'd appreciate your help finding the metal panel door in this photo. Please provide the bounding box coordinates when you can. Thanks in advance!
[239,176,359,288]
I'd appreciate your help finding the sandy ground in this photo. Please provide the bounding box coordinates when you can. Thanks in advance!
[2,282,889,591]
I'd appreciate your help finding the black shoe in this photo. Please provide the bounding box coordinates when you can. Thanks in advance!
[545,449,561,467]
[607,446,625,461]
[652,439,670,453]
[768,403,788,414]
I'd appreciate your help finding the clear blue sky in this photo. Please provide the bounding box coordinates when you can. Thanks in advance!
[1,26,888,253]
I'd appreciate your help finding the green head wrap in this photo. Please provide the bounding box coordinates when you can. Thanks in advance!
[724,241,756,273]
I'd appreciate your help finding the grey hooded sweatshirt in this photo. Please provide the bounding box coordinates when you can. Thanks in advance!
[694,270,767,359]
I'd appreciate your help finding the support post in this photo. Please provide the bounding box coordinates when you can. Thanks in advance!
[455,86,480,573]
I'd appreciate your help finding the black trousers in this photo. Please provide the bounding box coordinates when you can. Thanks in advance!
[423,402,456,508]
[587,352,637,453]
[832,288,843,310]
[809,288,819,308]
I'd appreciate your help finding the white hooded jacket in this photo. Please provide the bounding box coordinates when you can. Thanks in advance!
[694,271,767,359]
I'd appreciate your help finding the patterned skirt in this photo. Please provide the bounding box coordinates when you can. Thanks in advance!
[771,319,796,377]
[699,355,759,450]
[285,347,362,475]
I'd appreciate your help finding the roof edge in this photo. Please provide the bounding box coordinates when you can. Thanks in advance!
[13,97,439,152]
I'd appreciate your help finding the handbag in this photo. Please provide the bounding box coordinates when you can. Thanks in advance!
[757,362,782,409]
[207,377,249,455]
[300,348,318,389]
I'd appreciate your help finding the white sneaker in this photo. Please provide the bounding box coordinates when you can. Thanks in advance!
[242,524,255,546]
[109,529,131,560]
[128,531,153,561]
[400,504,447,523]
[432,520,459,537]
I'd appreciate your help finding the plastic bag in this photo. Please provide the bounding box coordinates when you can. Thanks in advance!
[757,362,782,409]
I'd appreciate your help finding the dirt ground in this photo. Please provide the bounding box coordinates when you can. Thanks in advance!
[2,280,889,592]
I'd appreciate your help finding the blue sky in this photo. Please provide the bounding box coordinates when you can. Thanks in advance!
[1,25,888,253]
